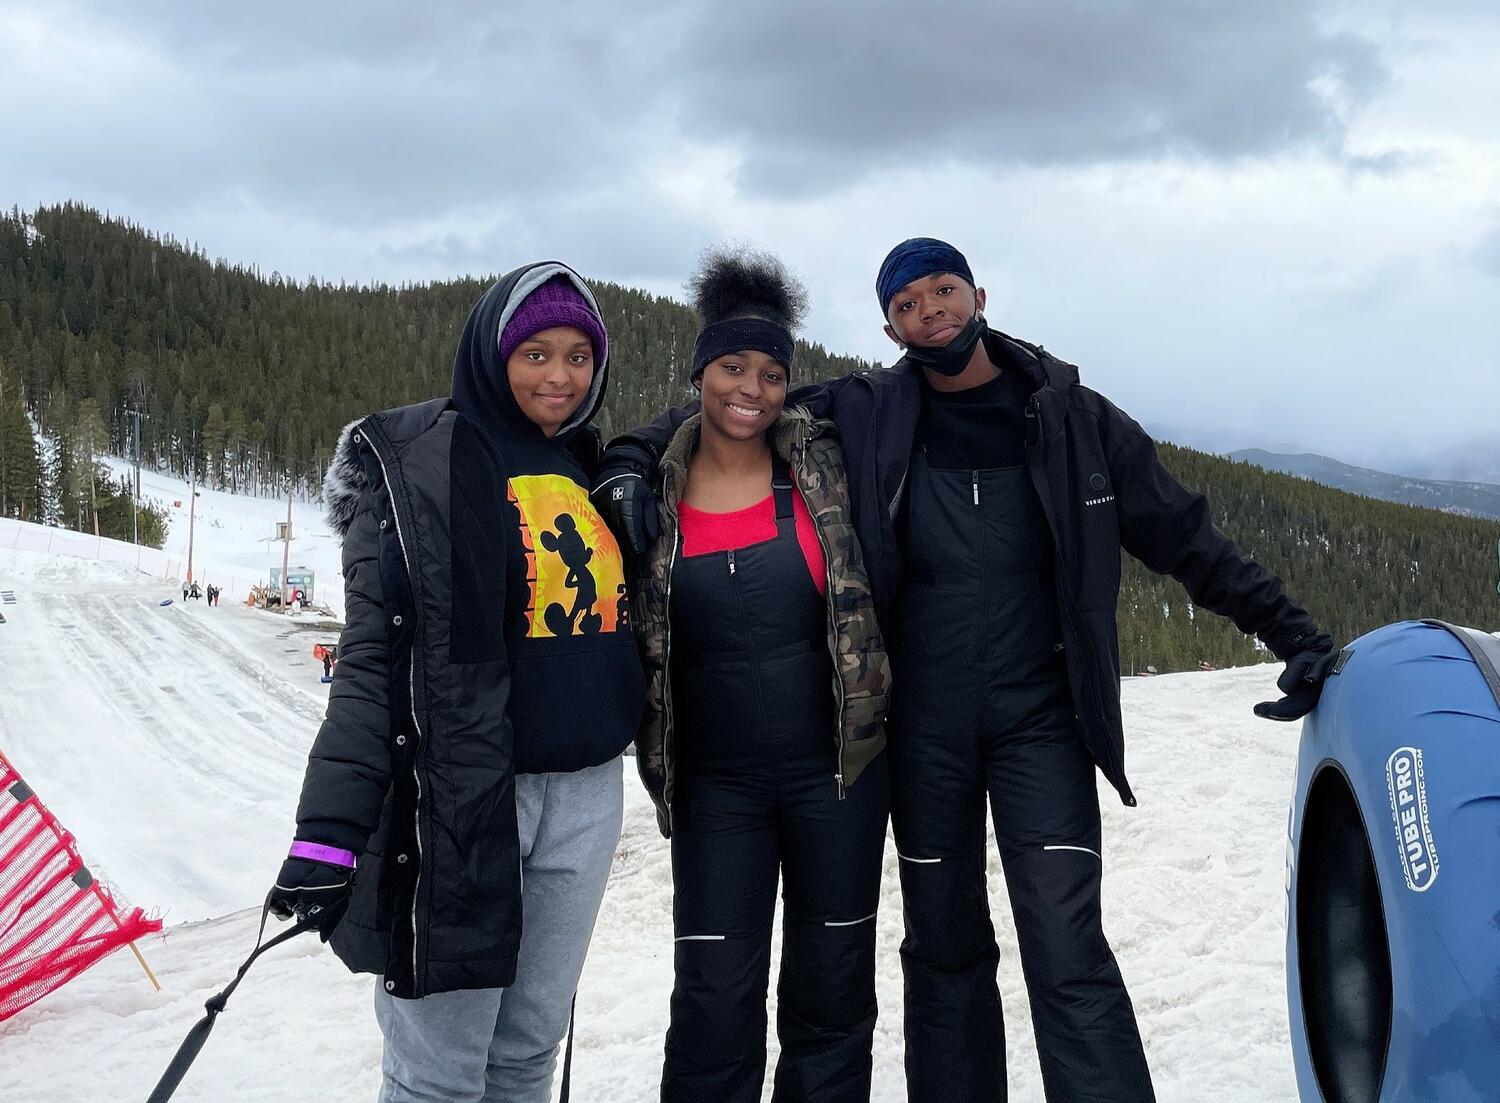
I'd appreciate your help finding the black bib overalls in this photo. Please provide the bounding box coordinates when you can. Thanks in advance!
[662,459,889,1103]
[891,449,1152,1102]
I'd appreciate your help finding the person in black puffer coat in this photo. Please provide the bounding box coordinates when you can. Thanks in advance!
[270,262,645,1103]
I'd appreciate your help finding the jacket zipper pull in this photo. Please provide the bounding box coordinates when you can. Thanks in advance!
[835,772,846,800]
[727,549,736,576]
[972,471,980,506]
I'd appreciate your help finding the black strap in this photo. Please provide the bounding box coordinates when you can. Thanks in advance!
[559,991,577,1103]
[145,896,318,1103]
[770,455,796,537]
[1423,619,1500,707]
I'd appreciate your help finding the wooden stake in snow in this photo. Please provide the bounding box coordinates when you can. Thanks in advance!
[127,939,161,991]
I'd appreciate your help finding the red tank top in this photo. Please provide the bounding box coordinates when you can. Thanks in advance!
[678,490,827,596]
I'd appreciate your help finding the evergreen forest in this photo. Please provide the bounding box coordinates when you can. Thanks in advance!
[2,203,1495,670]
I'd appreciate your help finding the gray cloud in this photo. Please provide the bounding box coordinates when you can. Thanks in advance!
[375,186,715,288]
[4,0,1395,223]
[1474,221,1500,277]
[3,0,1495,477]
[3,0,676,225]
[663,1,1390,196]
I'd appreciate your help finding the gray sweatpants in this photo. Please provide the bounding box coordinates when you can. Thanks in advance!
[374,756,624,1103]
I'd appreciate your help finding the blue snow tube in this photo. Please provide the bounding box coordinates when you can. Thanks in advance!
[1287,620,1500,1102]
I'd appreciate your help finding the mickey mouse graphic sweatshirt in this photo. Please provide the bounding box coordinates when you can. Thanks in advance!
[451,262,645,774]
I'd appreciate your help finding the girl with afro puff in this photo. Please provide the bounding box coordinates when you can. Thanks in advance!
[629,247,893,1101]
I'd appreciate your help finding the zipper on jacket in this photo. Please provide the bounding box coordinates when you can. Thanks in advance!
[1023,407,1135,806]
[660,505,681,835]
[974,468,987,671]
[727,549,736,576]
[1054,556,1130,802]
[358,424,427,989]
[793,432,850,801]
[888,463,910,521]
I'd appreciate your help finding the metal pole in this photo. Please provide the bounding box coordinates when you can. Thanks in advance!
[130,408,141,546]
[281,471,293,613]
[186,461,197,585]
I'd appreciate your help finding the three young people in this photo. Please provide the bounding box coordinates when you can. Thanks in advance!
[273,237,1335,1103]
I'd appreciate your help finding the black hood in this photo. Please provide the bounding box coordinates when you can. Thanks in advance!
[451,261,611,446]
[981,328,1079,397]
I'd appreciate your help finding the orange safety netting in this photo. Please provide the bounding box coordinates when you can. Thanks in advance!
[0,749,161,1021]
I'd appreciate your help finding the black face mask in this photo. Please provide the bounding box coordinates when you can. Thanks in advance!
[902,312,986,377]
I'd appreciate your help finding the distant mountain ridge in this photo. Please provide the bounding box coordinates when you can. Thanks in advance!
[1230,449,1500,521]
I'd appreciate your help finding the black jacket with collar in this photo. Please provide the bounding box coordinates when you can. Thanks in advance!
[295,262,641,997]
[618,329,1325,805]
[308,399,522,998]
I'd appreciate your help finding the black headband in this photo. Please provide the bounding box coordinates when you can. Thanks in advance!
[691,318,794,380]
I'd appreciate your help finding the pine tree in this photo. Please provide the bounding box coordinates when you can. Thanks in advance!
[74,397,108,535]
[0,354,41,520]
[201,402,226,488]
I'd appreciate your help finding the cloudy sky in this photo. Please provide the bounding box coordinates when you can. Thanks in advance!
[3,1,1497,479]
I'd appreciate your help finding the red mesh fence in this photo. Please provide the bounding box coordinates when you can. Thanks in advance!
[0,749,162,1021]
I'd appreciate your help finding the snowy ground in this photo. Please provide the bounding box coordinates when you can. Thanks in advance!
[1,538,1307,1101]
[0,549,339,922]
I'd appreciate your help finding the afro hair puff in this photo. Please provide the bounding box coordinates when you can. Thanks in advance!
[686,245,808,332]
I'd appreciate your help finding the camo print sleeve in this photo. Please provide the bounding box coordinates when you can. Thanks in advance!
[631,491,675,835]
[799,426,891,781]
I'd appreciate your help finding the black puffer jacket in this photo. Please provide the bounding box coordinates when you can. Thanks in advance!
[306,400,520,998]
[295,262,641,997]
[617,329,1326,806]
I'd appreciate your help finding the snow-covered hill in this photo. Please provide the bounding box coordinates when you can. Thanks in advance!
[99,456,347,618]
[0,533,1309,1101]
[0,549,337,922]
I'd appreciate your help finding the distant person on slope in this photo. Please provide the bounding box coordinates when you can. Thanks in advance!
[629,248,891,1102]
[270,263,645,1103]
[594,238,1335,1103]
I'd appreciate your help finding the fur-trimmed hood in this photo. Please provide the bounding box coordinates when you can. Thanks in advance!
[323,417,368,540]
[321,397,454,541]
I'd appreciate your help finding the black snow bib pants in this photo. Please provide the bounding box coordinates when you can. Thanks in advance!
[891,449,1153,1103]
[661,458,889,1103]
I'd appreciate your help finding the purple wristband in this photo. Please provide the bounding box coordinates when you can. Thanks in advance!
[289,840,357,868]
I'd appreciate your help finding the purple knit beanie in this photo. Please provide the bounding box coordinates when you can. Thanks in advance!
[498,276,608,366]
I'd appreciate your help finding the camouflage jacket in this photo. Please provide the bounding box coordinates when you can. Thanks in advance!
[632,408,891,837]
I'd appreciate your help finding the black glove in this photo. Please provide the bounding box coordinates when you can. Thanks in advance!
[1254,647,1339,721]
[590,443,660,560]
[269,847,355,936]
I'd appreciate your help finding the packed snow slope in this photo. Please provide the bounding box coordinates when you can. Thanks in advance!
[1,541,1316,1101]
[0,548,339,923]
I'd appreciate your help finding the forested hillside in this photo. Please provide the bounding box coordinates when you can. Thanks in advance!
[0,204,868,497]
[2,203,1495,669]
[1116,446,1498,673]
